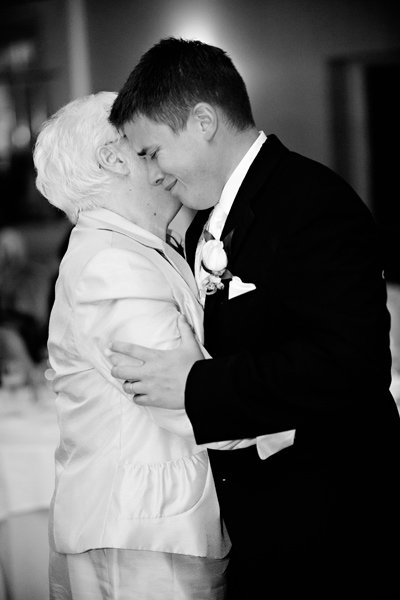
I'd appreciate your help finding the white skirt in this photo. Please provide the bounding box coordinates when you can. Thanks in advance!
[49,547,229,600]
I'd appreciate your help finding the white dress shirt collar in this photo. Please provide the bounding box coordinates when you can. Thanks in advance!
[218,131,267,219]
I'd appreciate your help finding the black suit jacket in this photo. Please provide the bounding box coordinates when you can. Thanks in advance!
[185,135,400,596]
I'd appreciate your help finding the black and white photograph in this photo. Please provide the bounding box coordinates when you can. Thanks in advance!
[1,1,400,599]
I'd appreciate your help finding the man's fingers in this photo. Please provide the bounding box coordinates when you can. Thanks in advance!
[111,364,142,381]
[123,380,136,395]
[110,340,157,362]
[122,381,151,406]
[122,380,146,396]
[109,353,143,368]
[133,395,151,406]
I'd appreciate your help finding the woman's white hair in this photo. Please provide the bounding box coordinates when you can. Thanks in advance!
[33,91,120,223]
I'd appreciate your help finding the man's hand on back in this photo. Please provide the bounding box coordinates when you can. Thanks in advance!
[110,315,204,409]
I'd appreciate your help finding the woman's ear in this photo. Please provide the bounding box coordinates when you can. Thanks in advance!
[191,102,218,141]
[96,143,130,175]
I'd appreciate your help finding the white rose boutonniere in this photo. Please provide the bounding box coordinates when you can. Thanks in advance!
[202,239,228,272]
[201,230,234,295]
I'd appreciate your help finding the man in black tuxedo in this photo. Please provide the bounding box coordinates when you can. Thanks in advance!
[109,38,400,598]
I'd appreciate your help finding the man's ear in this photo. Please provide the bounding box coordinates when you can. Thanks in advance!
[96,143,130,175]
[191,102,218,141]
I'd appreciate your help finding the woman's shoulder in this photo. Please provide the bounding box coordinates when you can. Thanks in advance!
[63,225,165,281]
[69,244,171,306]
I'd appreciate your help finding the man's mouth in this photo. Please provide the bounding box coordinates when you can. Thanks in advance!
[165,180,177,192]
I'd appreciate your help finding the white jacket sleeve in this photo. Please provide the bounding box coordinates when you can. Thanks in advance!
[71,247,197,438]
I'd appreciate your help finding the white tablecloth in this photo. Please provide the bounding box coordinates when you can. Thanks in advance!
[0,383,59,600]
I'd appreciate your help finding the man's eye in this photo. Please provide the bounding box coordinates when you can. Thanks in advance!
[149,150,158,160]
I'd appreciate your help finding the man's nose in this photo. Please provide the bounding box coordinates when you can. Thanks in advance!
[148,161,164,186]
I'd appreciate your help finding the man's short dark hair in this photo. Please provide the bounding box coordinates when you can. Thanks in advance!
[109,37,255,133]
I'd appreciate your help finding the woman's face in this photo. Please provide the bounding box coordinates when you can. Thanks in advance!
[120,138,183,227]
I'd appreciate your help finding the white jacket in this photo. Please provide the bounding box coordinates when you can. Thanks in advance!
[48,208,233,557]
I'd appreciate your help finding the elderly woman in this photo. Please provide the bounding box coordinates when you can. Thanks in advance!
[33,92,236,600]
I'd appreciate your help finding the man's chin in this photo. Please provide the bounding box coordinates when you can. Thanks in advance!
[180,196,216,211]
[172,191,191,208]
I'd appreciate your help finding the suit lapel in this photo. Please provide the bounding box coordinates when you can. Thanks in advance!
[204,135,288,318]
[220,134,288,264]
[187,135,289,317]
[220,200,254,266]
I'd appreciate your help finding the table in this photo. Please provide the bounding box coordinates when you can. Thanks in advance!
[0,382,59,600]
